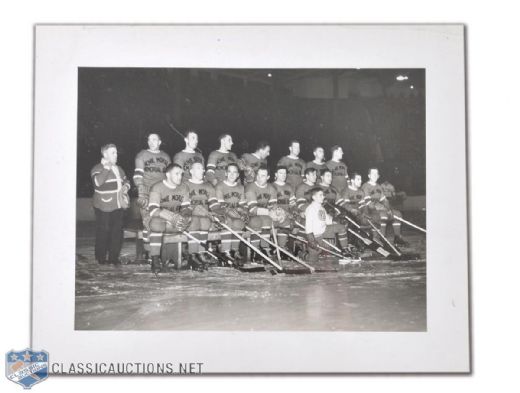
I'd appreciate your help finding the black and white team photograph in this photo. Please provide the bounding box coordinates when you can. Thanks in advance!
[75,67,427,331]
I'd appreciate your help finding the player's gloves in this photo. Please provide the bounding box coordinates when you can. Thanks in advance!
[210,206,227,222]
[137,196,149,208]
[136,185,149,208]
[268,206,287,224]
[306,233,319,250]
[159,209,191,232]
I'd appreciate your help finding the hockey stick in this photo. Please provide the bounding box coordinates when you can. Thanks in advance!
[288,234,346,259]
[347,228,390,257]
[182,231,232,266]
[366,219,402,257]
[394,216,427,234]
[166,120,203,154]
[293,221,344,254]
[211,216,284,272]
[247,225,315,273]
[271,223,283,263]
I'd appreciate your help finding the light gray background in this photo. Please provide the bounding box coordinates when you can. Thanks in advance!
[32,24,468,373]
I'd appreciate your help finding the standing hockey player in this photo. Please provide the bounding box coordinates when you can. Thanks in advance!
[245,166,278,254]
[295,167,318,213]
[276,140,306,191]
[326,145,349,192]
[215,163,248,260]
[133,133,171,261]
[361,168,407,246]
[173,130,205,183]
[91,144,131,265]
[205,134,239,186]
[186,162,223,266]
[304,187,349,263]
[239,141,270,184]
[147,164,193,273]
[306,146,327,179]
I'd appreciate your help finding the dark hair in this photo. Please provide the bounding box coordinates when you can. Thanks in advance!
[304,167,317,176]
[313,146,324,153]
[256,165,269,176]
[351,172,362,180]
[218,133,231,142]
[368,167,379,175]
[226,163,239,172]
[330,145,341,155]
[321,168,332,176]
[309,187,324,198]
[147,133,161,141]
[184,129,197,139]
[165,163,183,173]
[289,140,300,147]
[255,141,270,151]
[100,143,116,155]
[275,165,288,173]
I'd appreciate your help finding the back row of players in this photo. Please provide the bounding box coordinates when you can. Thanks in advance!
[131,130,406,272]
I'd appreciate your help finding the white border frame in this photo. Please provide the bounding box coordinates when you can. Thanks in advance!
[33,24,468,373]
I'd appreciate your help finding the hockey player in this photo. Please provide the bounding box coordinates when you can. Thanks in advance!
[326,145,349,192]
[271,166,297,250]
[133,133,171,260]
[239,141,270,184]
[186,162,223,266]
[361,168,407,246]
[381,179,407,207]
[215,163,248,260]
[276,140,306,191]
[245,166,278,254]
[318,168,339,207]
[148,164,192,273]
[306,146,327,179]
[295,167,318,213]
[91,144,131,265]
[205,134,239,186]
[173,130,205,182]
[304,187,349,263]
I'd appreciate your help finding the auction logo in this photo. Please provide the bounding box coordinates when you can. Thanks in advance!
[6,349,48,389]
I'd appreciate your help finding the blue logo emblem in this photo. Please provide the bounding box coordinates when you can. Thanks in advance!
[6,349,49,389]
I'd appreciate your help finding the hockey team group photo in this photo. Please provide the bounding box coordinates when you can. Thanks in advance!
[75,68,426,331]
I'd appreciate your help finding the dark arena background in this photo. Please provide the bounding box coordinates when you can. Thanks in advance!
[75,68,426,331]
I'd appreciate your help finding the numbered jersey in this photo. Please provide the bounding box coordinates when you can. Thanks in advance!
[245,182,277,214]
[272,182,296,209]
[148,181,191,215]
[326,160,348,192]
[277,156,305,190]
[133,149,171,190]
[173,150,205,182]
[215,181,246,209]
[206,150,239,183]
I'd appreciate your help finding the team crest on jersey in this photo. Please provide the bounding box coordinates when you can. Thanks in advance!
[6,349,49,389]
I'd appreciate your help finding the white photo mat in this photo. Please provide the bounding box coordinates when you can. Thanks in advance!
[32,24,469,373]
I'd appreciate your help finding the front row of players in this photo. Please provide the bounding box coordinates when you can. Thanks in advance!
[144,161,407,273]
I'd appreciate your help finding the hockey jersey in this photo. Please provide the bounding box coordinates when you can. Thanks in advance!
[245,182,277,215]
[133,149,171,191]
[239,153,267,183]
[326,160,349,192]
[306,161,328,178]
[295,181,315,211]
[205,150,239,183]
[272,181,296,208]
[148,180,191,217]
[319,183,339,206]
[277,156,305,190]
[173,150,205,181]
[215,181,246,209]
[186,180,218,211]
[338,186,366,211]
